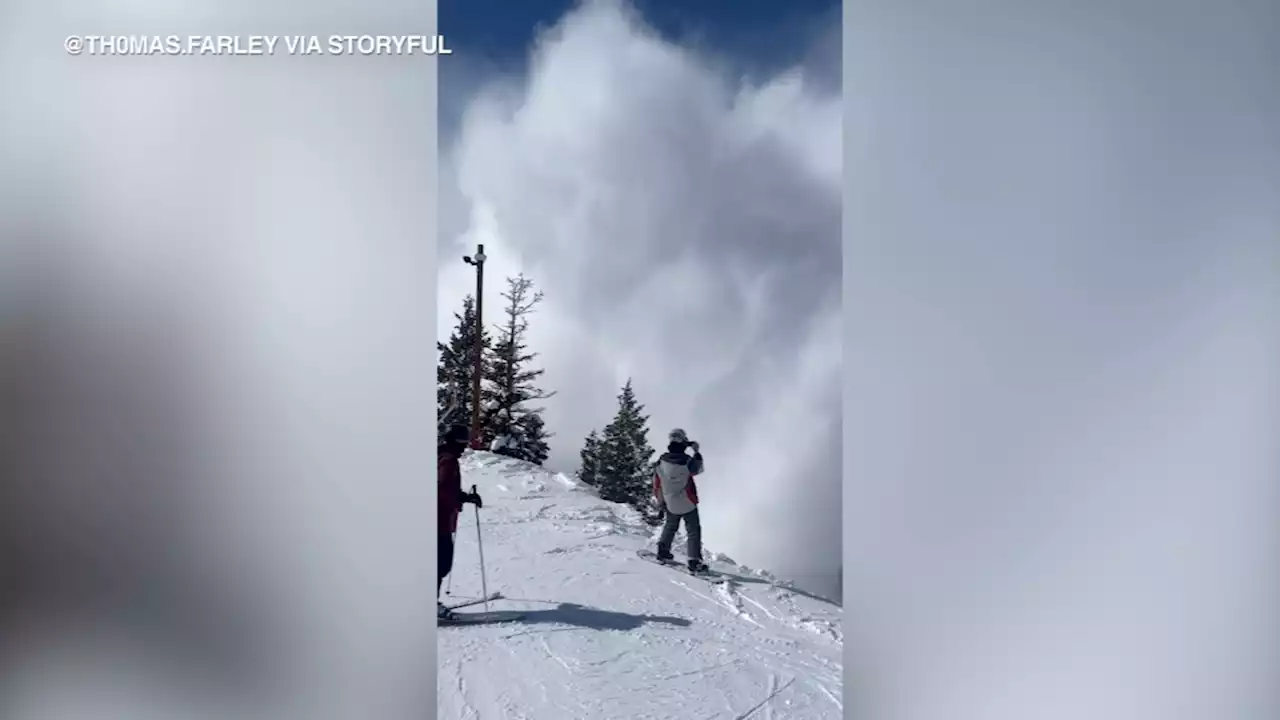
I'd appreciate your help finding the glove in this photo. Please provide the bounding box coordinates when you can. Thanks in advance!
[689,441,699,452]
[463,491,483,509]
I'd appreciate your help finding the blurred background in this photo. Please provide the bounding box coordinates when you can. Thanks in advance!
[1,2,439,719]
[843,2,1279,719]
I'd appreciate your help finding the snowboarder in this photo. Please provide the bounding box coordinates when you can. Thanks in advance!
[652,428,707,573]
[439,422,483,619]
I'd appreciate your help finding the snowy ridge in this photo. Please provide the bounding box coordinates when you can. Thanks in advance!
[440,451,843,719]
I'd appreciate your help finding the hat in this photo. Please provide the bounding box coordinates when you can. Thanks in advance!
[442,423,470,445]
[668,428,688,444]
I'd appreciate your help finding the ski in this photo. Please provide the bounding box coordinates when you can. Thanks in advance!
[635,549,725,583]
[444,592,503,611]
[439,610,525,626]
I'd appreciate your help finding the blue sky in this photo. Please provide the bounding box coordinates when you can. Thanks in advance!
[440,0,838,65]
[439,0,840,136]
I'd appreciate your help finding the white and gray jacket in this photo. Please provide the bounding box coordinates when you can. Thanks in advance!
[652,450,705,516]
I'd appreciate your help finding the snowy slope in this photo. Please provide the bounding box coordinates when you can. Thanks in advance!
[439,452,844,720]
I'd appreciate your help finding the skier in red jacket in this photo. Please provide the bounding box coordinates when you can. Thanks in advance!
[438,423,482,619]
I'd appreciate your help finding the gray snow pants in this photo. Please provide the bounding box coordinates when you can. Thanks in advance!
[657,508,702,561]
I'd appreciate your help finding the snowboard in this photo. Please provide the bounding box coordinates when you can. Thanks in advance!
[443,592,503,611]
[439,610,525,626]
[635,549,725,583]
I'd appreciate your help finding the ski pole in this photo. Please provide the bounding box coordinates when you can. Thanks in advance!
[471,484,490,612]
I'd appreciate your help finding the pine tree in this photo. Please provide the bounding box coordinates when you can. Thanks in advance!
[518,413,552,465]
[595,379,657,522]
[481,274,554,450]
[437,295,489,431]
[577,429,601,486]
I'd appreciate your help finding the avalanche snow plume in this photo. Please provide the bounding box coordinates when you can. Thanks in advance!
[438,452,844,719]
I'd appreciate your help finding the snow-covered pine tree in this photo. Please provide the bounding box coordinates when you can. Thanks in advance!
[482,274,555,450]
[630,417,659,525]
[595,423,630,505]
[437,295,488,432]
[595,379,657,522]
[518,412,551,465]
[577,429,601,486]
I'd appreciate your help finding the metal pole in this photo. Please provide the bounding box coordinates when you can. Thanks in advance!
[471,484,490,612]
[467,244,486,447]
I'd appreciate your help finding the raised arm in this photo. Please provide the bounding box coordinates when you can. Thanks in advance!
[687,444,704,476]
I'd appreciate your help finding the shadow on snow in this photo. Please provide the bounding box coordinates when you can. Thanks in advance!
[498,600,692,631]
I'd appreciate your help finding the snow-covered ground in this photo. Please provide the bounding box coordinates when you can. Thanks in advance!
[439,451,844,719]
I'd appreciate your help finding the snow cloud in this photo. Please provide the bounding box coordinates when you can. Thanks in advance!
[439,0,842,598]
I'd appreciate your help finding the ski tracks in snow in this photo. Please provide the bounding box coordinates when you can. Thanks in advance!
[438,453,843,719]
[667,576,843,717]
